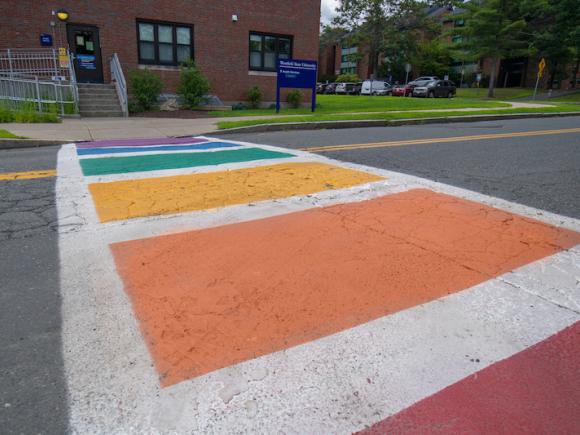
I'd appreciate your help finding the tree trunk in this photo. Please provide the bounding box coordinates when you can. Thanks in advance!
[549,61,557,89]
[572,58,579,89]
[487,56,498,98]
[369,45,378,79]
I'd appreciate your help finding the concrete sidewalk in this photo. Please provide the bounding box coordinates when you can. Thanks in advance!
[1,117,230,141]
[1,101,553,141]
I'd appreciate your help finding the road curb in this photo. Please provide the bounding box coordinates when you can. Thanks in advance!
[0,139,73,150]
[211,111,580,136]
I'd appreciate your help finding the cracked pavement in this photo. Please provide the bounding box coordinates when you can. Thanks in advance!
[0,145,68,435]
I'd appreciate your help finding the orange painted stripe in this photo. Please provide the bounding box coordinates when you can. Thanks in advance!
[111,189,580,387]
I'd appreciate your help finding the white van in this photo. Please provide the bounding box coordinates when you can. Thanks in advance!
[361,80,392,95]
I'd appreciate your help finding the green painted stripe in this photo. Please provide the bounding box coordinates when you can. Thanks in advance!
[79,148,294,176]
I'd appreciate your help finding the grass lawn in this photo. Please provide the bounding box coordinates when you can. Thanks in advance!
[217,103,580,130]
[210,95,509,118]
[549,92,580,102]
[456,87,536,100]
[0,129,21,138]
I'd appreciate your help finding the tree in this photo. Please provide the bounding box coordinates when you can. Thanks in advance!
[333,0,428,78]
[453,0,530,97]
[413,40,453,77]
[525,0,575,89]
[535,0,580,88]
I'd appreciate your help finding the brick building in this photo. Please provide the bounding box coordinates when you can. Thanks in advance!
[0,1,321,103]
[318,41,374,81]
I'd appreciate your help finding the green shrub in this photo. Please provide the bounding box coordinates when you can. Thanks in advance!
[128,68,163,112]
[232,102,248,110]
[178,61,211,108]
[336,73,360,83]
[246,86,263,108]
[287,90,303,108]
[0,102,58,123]
[319,74,337,83]
[0,104,14,122]
[13,109,58,123]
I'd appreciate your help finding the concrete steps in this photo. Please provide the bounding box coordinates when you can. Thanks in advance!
[77,83,124,118]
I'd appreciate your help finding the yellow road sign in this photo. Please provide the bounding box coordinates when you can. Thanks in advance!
[538,58,546,77]
[58,47,70,68]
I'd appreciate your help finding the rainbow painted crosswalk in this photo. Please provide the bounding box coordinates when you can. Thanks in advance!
[55,135,580,433]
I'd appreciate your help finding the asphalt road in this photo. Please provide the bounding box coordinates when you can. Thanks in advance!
[229,116,580,219]
[0,145,68,434]
[0,117,579,433]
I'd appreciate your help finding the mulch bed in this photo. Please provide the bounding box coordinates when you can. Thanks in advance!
[130,110,218,119]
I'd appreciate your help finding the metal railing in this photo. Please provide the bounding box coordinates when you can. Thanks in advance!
[0,48,78,116]
[110,53,128,117]
[0,48,73,80]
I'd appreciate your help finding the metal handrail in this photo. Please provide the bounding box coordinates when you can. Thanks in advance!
[110,53,128,117]
[0,75,76,115]
[68,51,79,114]
[0,48,78,116]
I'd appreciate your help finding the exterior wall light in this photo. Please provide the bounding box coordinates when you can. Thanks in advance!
[56,9,70,22]
[232,14,238,22]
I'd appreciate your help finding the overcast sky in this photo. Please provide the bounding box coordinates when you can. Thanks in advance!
[321,0,339,24]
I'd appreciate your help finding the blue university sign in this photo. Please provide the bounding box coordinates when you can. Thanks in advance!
[276,59,318,113]
[40,33,53,47]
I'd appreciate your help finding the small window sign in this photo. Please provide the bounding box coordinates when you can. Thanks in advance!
[77,54,96,70]
[40,33,53,47]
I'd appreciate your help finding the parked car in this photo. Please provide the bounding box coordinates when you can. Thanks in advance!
[409,76,439,85]
[335,82,362,95]
[361,80,392,96]
[316,83,328,94]
[324,83,338,94]
[412,80,457,98]
[334,82,349,94]
[351,82,363,95]
[392,84,414,97]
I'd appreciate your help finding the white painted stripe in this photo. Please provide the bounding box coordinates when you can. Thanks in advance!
[77,145,247,159]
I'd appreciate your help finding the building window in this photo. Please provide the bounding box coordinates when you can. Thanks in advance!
[452,36,463,44]
[137,20,193,66]
[249,32,293,71]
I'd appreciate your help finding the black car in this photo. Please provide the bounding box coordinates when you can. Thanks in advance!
[412,80,456,98]
[351,82,363,95]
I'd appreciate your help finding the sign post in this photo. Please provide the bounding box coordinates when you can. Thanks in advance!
[276,59,318,113]
[533,57,546,100]
[404,63,412,85]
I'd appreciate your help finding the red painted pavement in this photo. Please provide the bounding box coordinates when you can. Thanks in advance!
[359,321,580,434]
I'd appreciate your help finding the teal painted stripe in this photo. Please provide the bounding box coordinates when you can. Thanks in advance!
[79,148,294,176]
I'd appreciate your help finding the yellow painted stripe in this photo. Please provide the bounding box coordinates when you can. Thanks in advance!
[0,170,56,181]
[301,127,580,153]
[89,162,385,223]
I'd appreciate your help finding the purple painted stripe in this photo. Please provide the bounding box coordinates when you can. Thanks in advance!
[76,137,207,149]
